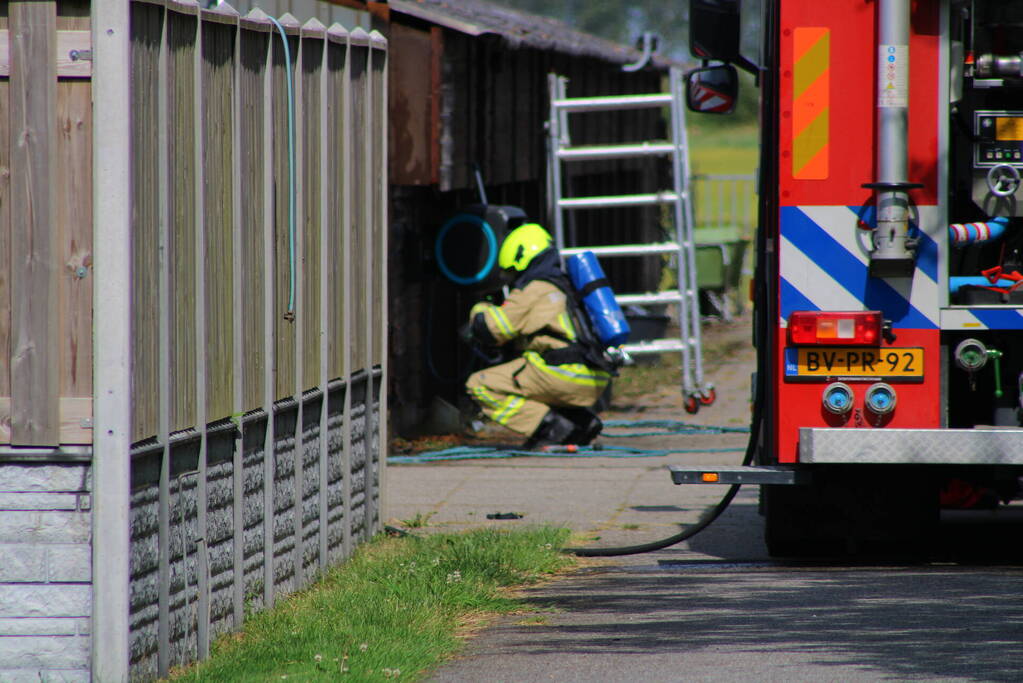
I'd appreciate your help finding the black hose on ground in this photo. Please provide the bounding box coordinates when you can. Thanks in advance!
[564,276,769,557]
[563,395,760,557]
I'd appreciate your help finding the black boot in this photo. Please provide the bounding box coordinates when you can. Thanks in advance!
[559,407,603,445]
[522,410,577,449]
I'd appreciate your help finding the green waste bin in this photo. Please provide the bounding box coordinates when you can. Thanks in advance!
[693,225,750,318]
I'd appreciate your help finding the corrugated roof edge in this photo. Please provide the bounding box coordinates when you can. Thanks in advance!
[387,0,676,69]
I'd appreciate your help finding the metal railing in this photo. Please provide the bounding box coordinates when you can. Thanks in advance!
[691,173,756,235]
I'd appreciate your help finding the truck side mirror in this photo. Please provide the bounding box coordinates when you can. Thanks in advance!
[690,0,741,62]
[686,64,739,114]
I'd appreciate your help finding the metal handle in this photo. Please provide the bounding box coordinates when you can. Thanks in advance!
[986,163,1021,197]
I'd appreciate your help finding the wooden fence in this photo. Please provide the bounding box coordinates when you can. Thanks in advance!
[0,1,388,678]
[0,1,387,449]
[129,1,387,444]
[123,3,389,677]
[0,0,93,446]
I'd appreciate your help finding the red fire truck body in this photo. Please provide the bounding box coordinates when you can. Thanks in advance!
[774,0,942,463]
[687,0,1023,554]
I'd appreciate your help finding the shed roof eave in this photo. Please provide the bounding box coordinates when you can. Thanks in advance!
[388,0,488,37]
[387,0,675,69]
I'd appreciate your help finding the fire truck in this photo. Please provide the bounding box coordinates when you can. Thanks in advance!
[678,0,1023,556]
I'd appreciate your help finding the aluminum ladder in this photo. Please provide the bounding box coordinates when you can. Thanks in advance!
[546,67,714,412]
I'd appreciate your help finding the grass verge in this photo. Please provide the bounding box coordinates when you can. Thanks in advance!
[688,121,759,175]
[171,526,574,682]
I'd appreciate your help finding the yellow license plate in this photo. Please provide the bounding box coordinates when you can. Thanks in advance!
[786,347,924,379]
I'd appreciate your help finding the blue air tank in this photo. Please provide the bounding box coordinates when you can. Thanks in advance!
[566,251,630,347]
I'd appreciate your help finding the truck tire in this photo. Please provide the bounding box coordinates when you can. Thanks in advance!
[762,483,845,558]
[763,468,938,559]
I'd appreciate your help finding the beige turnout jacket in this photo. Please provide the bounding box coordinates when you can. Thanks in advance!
[465,280,609,435]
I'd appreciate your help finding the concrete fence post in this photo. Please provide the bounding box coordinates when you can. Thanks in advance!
[91,0,133,679]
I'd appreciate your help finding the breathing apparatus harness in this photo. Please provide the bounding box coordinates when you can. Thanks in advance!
[510,249,622,376]
[539,279,620,374]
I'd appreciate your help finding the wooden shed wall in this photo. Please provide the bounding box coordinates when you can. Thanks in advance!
[389,28,665,192]
[386,24,668,433]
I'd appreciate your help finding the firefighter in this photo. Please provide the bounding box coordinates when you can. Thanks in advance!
[464,223,609,448]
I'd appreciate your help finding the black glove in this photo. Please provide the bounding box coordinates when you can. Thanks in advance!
[460,312,498,347]
[458,321,474,345]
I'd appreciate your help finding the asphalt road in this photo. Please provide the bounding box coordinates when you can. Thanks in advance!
[429,493,1023,683]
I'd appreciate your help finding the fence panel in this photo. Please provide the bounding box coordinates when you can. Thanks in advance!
[169,12,198,432]
[371,38,386,368]
[125,5,388,678]
[9,1,58,444]
[239,29,268,413]
[130,2,162,442]
[202,21,236,423]
[301,26,323,391]
[0,3,94,446]
[328,27,347,380]
[272,18,299,400]
[57,81,93,401]
[57,0,91,412]
[349,33,368,373]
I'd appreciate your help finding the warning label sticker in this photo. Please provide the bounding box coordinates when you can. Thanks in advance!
[878,44,909,108]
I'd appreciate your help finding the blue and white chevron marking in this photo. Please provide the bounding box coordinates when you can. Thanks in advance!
[941,308,1023,330]
[780,206,941,329]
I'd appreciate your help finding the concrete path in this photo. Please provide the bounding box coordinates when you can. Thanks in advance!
[385,316,756,552]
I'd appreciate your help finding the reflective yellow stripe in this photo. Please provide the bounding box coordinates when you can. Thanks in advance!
[524,351,610,387]
[558,312,577,340]
[494,396,524,424]
[472,386,501,409]
[470,302,516,340]
[488,307,515,339]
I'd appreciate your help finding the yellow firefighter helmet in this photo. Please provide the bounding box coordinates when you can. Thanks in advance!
[498,223,552,272]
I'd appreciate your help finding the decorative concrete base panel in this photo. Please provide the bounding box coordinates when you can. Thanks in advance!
[128,371,381,680]
[0,462,93,682]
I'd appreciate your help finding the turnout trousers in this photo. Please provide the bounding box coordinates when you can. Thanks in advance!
[466,351,610,436]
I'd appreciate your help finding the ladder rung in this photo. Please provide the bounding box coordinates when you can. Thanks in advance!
[616,291,683,306]
[553,93,673,113]
[559,192,681,210]
[562,243,680,258]
[623,339,687,354]
[557,143,675,162]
